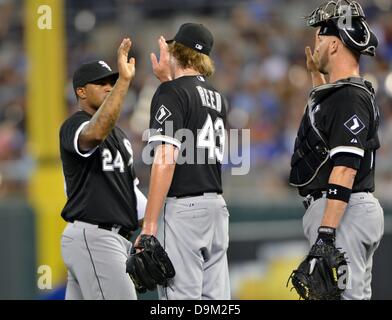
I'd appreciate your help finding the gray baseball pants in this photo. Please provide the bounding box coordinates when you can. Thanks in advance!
[157,193,231,300]
[303,192,384,300]
[61,221,137,300]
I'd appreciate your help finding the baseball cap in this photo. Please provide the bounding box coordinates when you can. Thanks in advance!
[72,60,119,91]
[166,23,214,56]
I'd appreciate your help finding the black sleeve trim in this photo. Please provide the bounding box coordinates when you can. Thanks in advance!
[332,152,361,170]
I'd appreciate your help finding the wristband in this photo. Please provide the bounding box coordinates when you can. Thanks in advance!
[326,183,352,203]
[316,226,336,245]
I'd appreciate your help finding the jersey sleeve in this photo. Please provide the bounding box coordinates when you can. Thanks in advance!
[148,84,184,149]
[325,89,371,159]
[60,112,98,157]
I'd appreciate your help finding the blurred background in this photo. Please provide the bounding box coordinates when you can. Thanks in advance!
[1,0,392,299]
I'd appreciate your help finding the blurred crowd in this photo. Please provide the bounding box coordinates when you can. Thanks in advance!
[1,0,392,204]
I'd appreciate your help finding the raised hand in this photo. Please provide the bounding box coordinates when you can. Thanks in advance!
[305,45,326,86]
[150,36,172,83]
[305,46,319,73]
[118,38,136,82]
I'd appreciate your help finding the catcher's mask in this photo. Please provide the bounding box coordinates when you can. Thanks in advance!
[304,0,378,56]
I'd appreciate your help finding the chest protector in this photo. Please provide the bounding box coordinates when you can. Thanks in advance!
[289,78,380,187]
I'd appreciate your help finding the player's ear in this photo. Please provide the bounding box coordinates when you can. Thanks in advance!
[315,28,321,46]
[329,38,339,55]
[76,87,87,100]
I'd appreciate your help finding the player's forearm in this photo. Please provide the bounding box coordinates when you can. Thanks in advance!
[81,77,131,147]
[310,72,327,87]
[142,145,177,235]
[142,165,174,234]
[321,166,357,228]
[321,199,347,228]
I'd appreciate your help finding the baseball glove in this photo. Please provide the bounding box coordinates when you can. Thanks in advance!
[287,242,348,300]
[126,235,175,293]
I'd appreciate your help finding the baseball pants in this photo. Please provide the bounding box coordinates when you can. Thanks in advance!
[303,192,384,300]
[157,193,231,300]
[61,221,137,300]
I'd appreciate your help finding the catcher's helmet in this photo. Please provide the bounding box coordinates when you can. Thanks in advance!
[304,0,378,56]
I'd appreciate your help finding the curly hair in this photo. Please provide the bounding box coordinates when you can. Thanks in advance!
[169,42,215,77]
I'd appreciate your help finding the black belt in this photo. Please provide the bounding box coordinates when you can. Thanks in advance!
[97,223,134,241]
[173,191,222,199]
[71,219,134,241]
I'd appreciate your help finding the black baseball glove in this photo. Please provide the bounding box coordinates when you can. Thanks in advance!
[126,235,175,293]
[287,227,348,300]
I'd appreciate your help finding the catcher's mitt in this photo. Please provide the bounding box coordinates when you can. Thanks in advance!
[126,235,175,293]
[288,242,348,300]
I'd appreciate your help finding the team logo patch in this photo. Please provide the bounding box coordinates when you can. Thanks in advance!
[98,60,112,71]
[344,115,365,135]
[155,105,172,124]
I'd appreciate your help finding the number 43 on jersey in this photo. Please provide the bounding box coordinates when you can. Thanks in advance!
[197,114,225,162]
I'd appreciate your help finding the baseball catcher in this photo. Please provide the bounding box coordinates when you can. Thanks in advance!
[287,0,383,300]
[126,235,175,293]
[288,227,348,300]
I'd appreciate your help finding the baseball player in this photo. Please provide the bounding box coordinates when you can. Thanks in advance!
[135,23,230,300]
[289,1,384,299]
[60,38,147,300]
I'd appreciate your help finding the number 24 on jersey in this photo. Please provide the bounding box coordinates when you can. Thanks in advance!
[102,138,134,172]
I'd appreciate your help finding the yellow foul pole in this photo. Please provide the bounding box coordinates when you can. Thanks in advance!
[25,0,67,290]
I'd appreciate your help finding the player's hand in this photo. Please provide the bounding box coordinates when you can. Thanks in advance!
[305,46,326,86]
[150,36,172,83]
[305,46,320,73]
[134,225,157,251]
[134,234,142,251]
[117,38,136,82]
